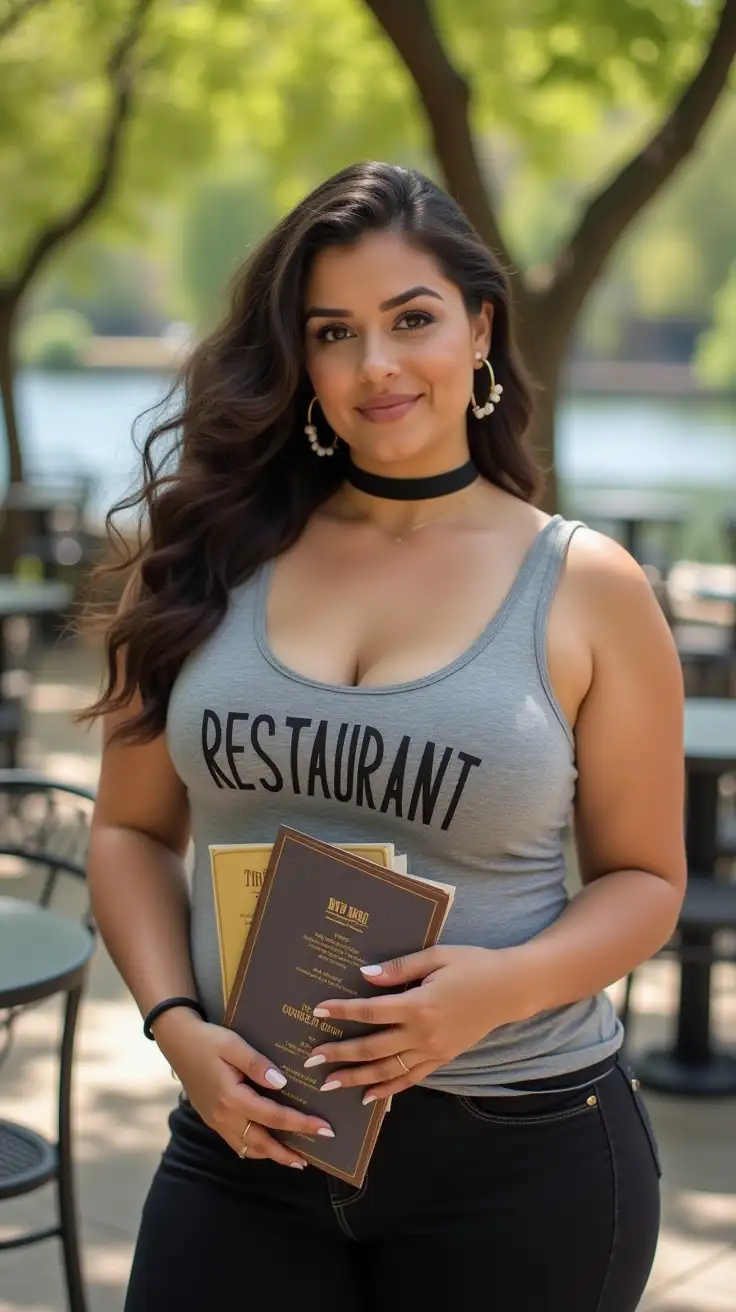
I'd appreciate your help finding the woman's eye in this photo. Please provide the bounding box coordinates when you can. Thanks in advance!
[316,324,353,343]
[397,311,435,331]
[314,311,434,343]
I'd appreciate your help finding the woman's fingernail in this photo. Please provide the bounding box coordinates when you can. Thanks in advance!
[313,1008,330,1018]
[289,1161,306,1169]
[361,965,383,976]
[304,1054,327,1068]
[320,1079,341,1092]
[316,1127,335,1137]
[265,1069,287,1088]
[363,1092,377,1105]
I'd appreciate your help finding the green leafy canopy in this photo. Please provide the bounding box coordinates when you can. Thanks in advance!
[0,0,255,277]
[1,0,725,281]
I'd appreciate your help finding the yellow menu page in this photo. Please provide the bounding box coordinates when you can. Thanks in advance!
[209,842,397,1006]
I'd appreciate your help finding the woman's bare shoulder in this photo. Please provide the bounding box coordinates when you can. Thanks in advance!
[565,524,650,588]
[563,525,675,656]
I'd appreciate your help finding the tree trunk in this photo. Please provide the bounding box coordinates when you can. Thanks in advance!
[0,0,151,518]
[0,298,26,573]
[0,298,23,486]
[516,306,568,515]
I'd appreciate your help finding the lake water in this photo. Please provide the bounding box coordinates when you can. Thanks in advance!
[5,369,736,560]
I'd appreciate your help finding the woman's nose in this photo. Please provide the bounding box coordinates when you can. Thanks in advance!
[360,334,401,381]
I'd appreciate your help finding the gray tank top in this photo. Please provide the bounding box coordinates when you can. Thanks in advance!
[166,513,622,1094]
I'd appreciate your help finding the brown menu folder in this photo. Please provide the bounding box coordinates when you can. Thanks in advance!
[223,826,454,1186]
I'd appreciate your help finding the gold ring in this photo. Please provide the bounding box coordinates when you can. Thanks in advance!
[238,1144,249,1159]
[396,1054,410,1076]
[241,1121,252,1142]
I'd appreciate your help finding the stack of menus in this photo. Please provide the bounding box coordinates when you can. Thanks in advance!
[210,827,454,1186]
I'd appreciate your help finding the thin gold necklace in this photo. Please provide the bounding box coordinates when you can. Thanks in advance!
[391,482,479,542]
[393,519,448,543]
[321,481,480,542]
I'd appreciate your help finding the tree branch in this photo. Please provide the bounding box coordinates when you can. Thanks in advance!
[545,0,736,334]
[0,0,51,42]
[12,0,155,302]
[364,0,523,302]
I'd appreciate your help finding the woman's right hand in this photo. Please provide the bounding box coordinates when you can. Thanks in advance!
[152,1007,334,1169]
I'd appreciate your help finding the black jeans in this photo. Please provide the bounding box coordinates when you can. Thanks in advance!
[124,1055,661,1311]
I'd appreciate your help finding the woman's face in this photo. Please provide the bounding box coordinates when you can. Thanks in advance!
[303,230,492,472]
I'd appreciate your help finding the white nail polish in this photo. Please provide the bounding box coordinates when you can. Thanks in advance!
[265,1069,287,1088]
[313,1008,330,1018]
[360,965,382,976]
[320,1079,341,1092]
[363,1092,377,1105]
[289,1162,306,1170]
[316,1127,335,1137]
[304,1054,327,1068]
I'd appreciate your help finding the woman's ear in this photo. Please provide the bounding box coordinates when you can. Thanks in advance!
[472,300,494,360]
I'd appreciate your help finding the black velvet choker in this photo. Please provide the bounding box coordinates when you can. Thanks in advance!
[345,458,478,501]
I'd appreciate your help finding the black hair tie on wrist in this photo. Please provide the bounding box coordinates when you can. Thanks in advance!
[143,996,207,1040]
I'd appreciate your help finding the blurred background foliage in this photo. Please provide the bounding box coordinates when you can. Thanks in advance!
[2,0,731,380]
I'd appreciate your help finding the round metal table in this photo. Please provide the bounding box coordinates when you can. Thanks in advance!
[0,895,93,1007]
[636,699,736,1095]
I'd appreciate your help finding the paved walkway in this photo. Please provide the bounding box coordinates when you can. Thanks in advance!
[0,642,735,1310]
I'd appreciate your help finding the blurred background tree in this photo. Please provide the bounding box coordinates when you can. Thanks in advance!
[2,0,735,509]
[178,163,280,330]
[696,261,736,389]
[0,0,259,484]
[579,94,736,367]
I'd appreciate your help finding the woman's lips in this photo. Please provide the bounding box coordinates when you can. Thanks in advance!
[358,395,421,423]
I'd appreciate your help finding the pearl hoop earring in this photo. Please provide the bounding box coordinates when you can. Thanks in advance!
[305,397,339,457]
[471,353,503,419]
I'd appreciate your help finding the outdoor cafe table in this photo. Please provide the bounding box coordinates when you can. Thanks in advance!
[636,698,736,1095]
[0,894,93,1014]
[695,583,736,606]
[694,581,736,650]
[2,480,91,536]
[0,578,73,681]
[574,489,689,563]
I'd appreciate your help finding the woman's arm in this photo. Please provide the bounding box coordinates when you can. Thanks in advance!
[512,531,687,1011]
[88,692,198,1043]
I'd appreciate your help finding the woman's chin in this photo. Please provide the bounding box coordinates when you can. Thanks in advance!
[347,430,438,469]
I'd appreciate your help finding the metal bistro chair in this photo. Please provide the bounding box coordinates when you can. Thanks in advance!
[0,771,96,1312]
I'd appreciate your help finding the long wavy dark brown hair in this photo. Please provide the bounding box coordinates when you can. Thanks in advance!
[82,161,539,743]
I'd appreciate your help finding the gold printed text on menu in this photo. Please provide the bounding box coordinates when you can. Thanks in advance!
[297,925,366,997]
[269,1002,344,1108]
[325,897,370,930]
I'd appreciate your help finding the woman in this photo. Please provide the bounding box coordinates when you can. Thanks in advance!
[85,161,685,1311]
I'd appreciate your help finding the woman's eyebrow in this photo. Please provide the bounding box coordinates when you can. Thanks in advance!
[379,285,443,311]
[304,285,444,322]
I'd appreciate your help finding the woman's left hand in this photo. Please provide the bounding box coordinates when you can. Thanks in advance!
[305,945,536,1103]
